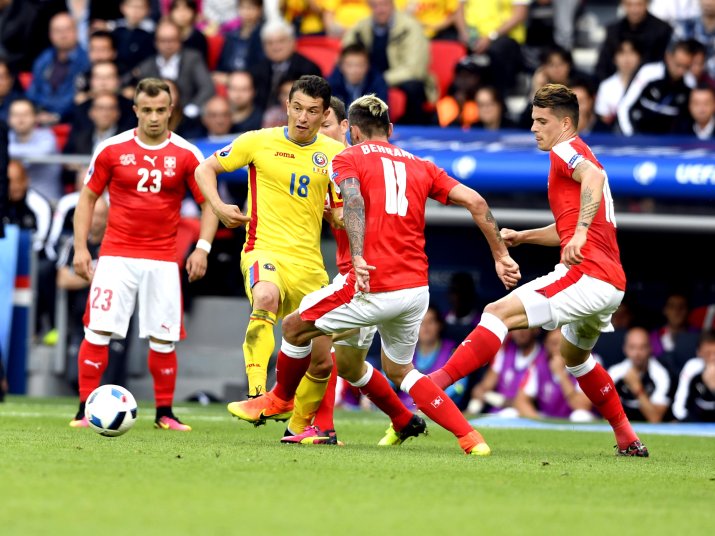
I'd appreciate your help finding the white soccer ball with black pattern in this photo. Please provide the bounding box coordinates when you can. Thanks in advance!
[85,384,138,437]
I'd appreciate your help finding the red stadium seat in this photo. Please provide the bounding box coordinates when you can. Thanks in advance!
[52,123,71,151]
[429,40,467,99]
[206,33,225,71]
[295,36,342,77]
[18,72,33,90]
[388,87,407,123]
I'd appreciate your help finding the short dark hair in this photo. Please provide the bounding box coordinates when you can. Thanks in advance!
[134,78,172,104]
[533,83,579,128]
[170,0,198,12]
[340,43,369,60]
[329,96,346,122]
[89,30,116,49]
[668,39,697,56]
[348,94,390,137]
[289,75,331,110]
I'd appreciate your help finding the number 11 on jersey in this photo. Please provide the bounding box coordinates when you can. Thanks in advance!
[382,157,408,216]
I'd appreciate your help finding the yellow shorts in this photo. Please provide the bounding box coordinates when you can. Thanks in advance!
[240,250,329,319]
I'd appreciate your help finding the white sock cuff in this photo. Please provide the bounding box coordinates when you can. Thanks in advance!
[281,338,312,358]
[479,313,508,342]
[400,368,425,393]
[84,328,110,346]
[349,362,373,388]
[566,355,597,378]
[149,340,175,353]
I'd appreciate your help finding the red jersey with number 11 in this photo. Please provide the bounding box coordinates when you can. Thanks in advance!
[84,129,205,262]
[332,140,459,292]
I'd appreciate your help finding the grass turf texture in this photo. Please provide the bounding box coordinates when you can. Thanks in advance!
[2,397,714,536]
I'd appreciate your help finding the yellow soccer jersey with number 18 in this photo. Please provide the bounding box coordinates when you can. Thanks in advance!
[215,126,346,269]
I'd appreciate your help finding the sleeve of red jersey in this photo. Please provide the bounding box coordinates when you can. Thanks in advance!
[84,145,112,196]
[184,149,206,205]
[331,149,359,187]
[428,162,461,205]
[551,140,585,179]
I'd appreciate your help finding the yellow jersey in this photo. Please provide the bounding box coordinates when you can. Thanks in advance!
[215,127,345,269]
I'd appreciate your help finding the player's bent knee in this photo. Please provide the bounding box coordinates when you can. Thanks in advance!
[149,339,175,353]
[84,327,112,346]
[251,282,280,312]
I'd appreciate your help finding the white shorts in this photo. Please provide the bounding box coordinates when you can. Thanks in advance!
[514,263,624,350]
[299,274,429,364]
[85,256,182,341]
[329,273,377,350]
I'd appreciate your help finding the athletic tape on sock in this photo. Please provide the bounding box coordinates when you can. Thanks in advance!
[349,362,374,388]
[281,338,312,358]
[84,328,111,346]
[149,340,176,353]
[566,355,597,378]
[400,368,425,393]
[479,312,509,341]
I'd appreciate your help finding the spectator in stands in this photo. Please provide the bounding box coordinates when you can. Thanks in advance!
[404,0,460,40]
[688,39,715,89]
[249,19,321,110]
[595,38,642,128]
[672,330,715,422]
[169,0,208,60]
[164,78,204,138]
[26,12,91,125]
[46,169,86,271]
[524,0,581,53]
[455,0,527,95]
[442,271,481,342]
[282,0,326,36]
[472,86,516,130]
[323,0,371,38]
[113,0,157,76]
[467,327,545,416]
[73,61,135,132]
[200,0,243,35]
[650,292,700,357]
[5,159,56,340]
[199,95,233,138]
[327,43,388,109]
[0,0,63,73]
[0,59,23,123]
[671,0,715,80]
[342,0,435,124]
[676,84,715,138]
[593,299,635,369]
[74,30,119,103]
[225,70,263,132]
[261,75,294,127]
[595,0,673,83]
[8,99,63,203]
[66,0,92,49]
[618,39,695,136]
[133,19,215,122]
[64,92,121,156]
[214,0,264,87]
[399,305,467,408]
[650,0,701,26]
[608,326,671,423]
[571,77,610,135]
[514,328,594,421]
[436,57,483,128]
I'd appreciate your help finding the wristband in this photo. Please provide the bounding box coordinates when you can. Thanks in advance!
[196,239,212,253]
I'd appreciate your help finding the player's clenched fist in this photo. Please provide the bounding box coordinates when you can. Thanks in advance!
[73,248,94,281]
[213,202,251,228]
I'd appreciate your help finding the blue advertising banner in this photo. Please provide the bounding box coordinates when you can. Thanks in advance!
[0,224,19,368]
[193,127,715,200]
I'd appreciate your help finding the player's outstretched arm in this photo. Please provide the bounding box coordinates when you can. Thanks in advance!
[72,187,100,281]
[195,155,250,228]
[341,177,375,292]
[501,224,560,247]
[186,200,220,283]
[561,161,604,267]
[447,184,520,289]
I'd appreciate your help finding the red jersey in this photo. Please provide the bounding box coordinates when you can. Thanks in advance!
[549,137,626,290]
[84,129,205,262]
[332,140,459,292]
[326,181,352,275]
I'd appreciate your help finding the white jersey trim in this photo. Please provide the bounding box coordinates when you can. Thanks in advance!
[552,138,584,171]
[84,129,136,185]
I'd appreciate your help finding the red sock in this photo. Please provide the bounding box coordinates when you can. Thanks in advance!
[575,363,638,449]
[148,348,178,408]
[407,375,472,438]
[273,350,311,402]
[436,325,504,388]
[360,368,413,432]
[78,339,109,401]
[313,352,337,431]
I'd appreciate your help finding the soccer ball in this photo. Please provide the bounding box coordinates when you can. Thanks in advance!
[85,384,138,437]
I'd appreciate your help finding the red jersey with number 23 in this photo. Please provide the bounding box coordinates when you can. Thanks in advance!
[84,129,205,262]
[549,137,626,290]
[332,140,459,292]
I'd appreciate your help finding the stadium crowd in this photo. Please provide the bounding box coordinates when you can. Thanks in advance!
[0,0,714,422]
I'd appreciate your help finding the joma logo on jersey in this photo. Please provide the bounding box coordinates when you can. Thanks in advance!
[119,153,136,166]
[274,151,295,159]
[312,152,328,167]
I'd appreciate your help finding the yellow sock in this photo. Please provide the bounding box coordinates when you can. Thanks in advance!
[242,309,276,397]
[288,372,330,433]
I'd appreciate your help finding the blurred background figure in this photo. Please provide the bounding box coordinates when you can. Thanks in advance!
[571,77,610,134]
[595,38,642,128]
[514,329,594,422]
[0,59,22,123]
[435,57,483,129]
[327,43,388,109]
[672,330,715,422]
[608,326,671,423]
[199,95,233,138]
[113,0,156,76]
[472,86,516,130]
[675,84,715,139]
[442,271,481,343]
[225,71,263,133]
[168,0,208,60]
[213,0,265,86]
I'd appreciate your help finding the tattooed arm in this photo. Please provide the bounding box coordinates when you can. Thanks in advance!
[561,160,605,267]
[447,183,521,290]
[341,177,375,291]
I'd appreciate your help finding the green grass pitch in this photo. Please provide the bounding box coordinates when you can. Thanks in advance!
[2,397,714,536]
